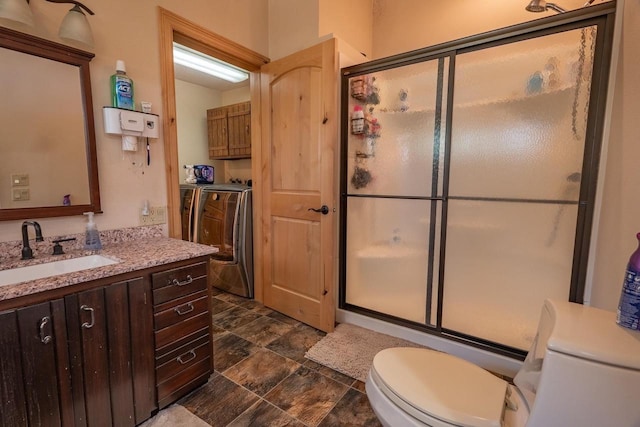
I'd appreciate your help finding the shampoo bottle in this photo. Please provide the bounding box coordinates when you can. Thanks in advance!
[83,212,102,250]
[616,232,640,330]
[111,60,134,110]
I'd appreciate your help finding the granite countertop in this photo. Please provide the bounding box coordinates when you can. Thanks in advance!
[0,237,217,302]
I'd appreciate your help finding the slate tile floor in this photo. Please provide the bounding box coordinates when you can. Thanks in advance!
[178,288,382,427]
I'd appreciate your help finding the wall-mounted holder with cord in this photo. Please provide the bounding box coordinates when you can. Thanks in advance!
[102,107,159,152]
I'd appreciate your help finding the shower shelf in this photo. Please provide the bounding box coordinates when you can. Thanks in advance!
[457,84,574,110]
[373,84,574,115]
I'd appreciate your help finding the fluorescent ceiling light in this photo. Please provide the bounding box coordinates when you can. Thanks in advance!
[172,42,248,83]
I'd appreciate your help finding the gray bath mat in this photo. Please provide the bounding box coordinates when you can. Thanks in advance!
[139,404,210,427]
[305,323,427,382]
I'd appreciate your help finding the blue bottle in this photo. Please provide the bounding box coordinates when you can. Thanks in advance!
[616,233,640,330]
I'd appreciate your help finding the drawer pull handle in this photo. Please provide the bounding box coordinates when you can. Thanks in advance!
[177,350,197,365]
[174,302,195,316]
[171,275,193,287]
[80,305,95,329]
[39,316,52,344]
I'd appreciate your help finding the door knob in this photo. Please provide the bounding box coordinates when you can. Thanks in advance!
[308,205,329,215]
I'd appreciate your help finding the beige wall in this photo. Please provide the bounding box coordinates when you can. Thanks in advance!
[220,85,251,106]
[319,0,373,59]
[175,79,223,184]
[372,0,592,59]
[0,0,268,241]
[268,0,319,60]
[591,0,638,310]
[268,0,373,61]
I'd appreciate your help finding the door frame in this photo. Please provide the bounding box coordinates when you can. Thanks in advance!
[158,7,269,300]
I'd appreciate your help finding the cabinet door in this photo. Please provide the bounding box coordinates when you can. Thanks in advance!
[126,277,156,424]
[0,309,29,426]
[208,107,229,158]
[17,301,65,427]
[66,287,113,427]
[0,301,72,427]
[227,101,251,158]
[65,277,155,427]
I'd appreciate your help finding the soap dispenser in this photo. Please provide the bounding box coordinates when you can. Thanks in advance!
[83,212,102,250]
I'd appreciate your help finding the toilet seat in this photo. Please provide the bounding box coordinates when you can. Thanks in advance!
[371,348,508,427]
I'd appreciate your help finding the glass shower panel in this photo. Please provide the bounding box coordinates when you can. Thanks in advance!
[449,27,596,201]
[442,200,578,350]
[347,58,449,197]
[345,197,431,323]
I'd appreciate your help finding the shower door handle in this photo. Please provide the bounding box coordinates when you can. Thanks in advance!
[308,205,329,215]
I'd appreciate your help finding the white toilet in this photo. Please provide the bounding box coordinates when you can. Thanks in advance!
[366,299,640,427]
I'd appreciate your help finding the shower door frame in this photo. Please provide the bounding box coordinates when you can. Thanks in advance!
[338,3,616,359]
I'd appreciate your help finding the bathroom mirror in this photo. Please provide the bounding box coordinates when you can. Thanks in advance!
[0,25,100,221]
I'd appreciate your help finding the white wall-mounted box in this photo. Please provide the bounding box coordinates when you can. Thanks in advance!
[102,107,159,138]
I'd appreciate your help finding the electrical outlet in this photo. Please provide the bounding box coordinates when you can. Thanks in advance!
[12,188,30,201]
[139,205,166,226]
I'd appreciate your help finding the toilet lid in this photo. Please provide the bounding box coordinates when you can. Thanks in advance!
[371,348,507,427]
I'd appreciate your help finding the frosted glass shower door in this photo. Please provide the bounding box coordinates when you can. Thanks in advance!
[442,27,597,350]
[344,58,448,324]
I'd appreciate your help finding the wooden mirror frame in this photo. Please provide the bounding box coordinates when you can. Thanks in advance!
[0,25,101,221]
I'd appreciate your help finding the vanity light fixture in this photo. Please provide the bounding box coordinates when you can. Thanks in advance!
[0,0,34,26]
[55,1,94,47]
[172,42,249,84]
[525,0,597,14]
[0,0,94,47]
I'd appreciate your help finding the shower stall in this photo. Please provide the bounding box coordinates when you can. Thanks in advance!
[339,4,616,357]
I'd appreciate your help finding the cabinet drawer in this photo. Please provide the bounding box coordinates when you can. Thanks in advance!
[152,262,207,305]
[156,334,210,385]
[157,357,211,409]
[155,311,210,351]
[154,290,208,331]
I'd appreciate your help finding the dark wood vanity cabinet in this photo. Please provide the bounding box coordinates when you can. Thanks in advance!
[0,256,212,426]
[0,277,155,427]
[152,261,212,409]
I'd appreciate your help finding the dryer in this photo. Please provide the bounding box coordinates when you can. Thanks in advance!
[180,184,254,298]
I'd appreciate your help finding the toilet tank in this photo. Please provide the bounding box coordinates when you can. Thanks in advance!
[514,299,640,427]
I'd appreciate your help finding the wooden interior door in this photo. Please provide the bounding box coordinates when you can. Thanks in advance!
[260,39,337,332]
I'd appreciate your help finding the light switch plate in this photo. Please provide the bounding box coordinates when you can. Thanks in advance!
[12,188,30,201]
[11,174,29,187]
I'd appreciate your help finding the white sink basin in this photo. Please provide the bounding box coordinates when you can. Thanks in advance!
[0,255,119,287]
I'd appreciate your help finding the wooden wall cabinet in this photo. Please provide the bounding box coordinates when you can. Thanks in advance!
[207,101,251,159]
[0,257,212,426]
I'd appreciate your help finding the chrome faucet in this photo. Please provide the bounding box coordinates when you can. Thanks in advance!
[21,221,44,260]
